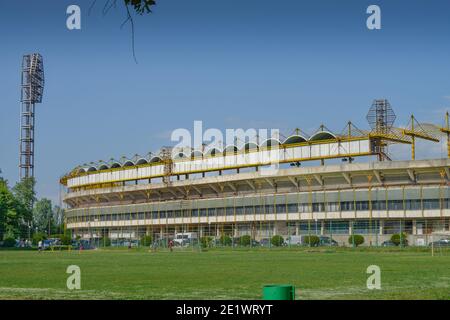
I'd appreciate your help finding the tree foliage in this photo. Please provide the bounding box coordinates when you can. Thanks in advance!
[0,174,64,241]
[124,0,156,15]
[33,198,54,234]
[271,235,284,247]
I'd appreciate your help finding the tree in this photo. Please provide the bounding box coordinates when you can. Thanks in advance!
[53,205,65,234]
[239,235,251,246]
[348,234,365,247]
[271,235,284,247]
[33,198,55,235]
[0,179,23,239]
[12,178,36,235]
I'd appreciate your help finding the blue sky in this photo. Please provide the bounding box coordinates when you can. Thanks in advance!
[1,0,450,203]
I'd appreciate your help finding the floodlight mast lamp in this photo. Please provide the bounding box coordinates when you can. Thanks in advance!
[19,53,44,181]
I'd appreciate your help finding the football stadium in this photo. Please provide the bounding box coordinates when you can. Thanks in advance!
[60,100,450,248]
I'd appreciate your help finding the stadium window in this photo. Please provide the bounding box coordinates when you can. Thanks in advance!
[287,203,298,213]
[313,202,325,212]
[226,207,234,216]
[327,202,339,212]
[217,207,225,216]
[324,220,349,234]
[208,208,216,217]
[265,204,274,214]
[388,200,403,211]
[235,206,244,215]
[244,206,254,215]
[276,204,286,214]
[200,208,207,217]
[423,199,439,210]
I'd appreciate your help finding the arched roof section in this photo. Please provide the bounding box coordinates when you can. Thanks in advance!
[283,135,308,145]
[87,166,97,172]
[136,158,148,165]
[260,138,281,148]
[123,161,135,167]
[224,145,238,155]
[191,150,203,159]
[98,164,109,170]
[150,156,162,163]
[243,142,259,152]
[205,147,222,157]
[309,131,337,141]
[110,162,121,169]
[76,168,86,174]
[173,152,188,159]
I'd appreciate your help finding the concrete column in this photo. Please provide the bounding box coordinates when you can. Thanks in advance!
[412,220,417,235]
[379,220,384,235]
[320,220,325,235]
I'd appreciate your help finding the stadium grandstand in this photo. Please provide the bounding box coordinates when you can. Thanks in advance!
[60,100,450,247]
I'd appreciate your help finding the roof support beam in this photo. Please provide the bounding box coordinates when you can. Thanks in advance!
[373,170,383,184]
[288,176,298,187]
[313,174,323,186]
[227,183,237,192]
[407,169,416,182]
[209,184,220,194]
[246,180,256,190]
[191,185,203,195]
[265,178,274,188]
[342,172,351,185]
[166,188,178,197]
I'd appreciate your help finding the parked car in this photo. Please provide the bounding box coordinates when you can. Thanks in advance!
[319,236,338,246]
[381,240,397,247]
[259,238,271,247]
[429,238,450,247]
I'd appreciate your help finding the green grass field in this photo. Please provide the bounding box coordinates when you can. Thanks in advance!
[0,247,449,300]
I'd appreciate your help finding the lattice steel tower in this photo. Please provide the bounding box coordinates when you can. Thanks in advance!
[19,53,44,180]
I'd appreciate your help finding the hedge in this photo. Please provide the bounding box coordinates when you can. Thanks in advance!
[348,234,365,247]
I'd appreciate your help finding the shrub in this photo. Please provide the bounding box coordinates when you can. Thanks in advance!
[200,236,213,248]
[348,234,365,247]
[391,233,408,246]
[2,237,16,248]
[219,235,232,246]
[60,234,72,246]
[303,235,320,246]
[100,236,111,247]
[271,235,284,247]
[32,232,47,245]
[239,235,251,246]
[140,235,153,246]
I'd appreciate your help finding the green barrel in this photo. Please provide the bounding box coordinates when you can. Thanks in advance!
[262,285,295,300]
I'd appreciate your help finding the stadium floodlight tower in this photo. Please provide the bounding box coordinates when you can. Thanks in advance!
[19,53,45,180]
[366,99,396,161]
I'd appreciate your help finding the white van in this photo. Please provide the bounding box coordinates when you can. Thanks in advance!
[174,232,198,246]
[284,235,304,246]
